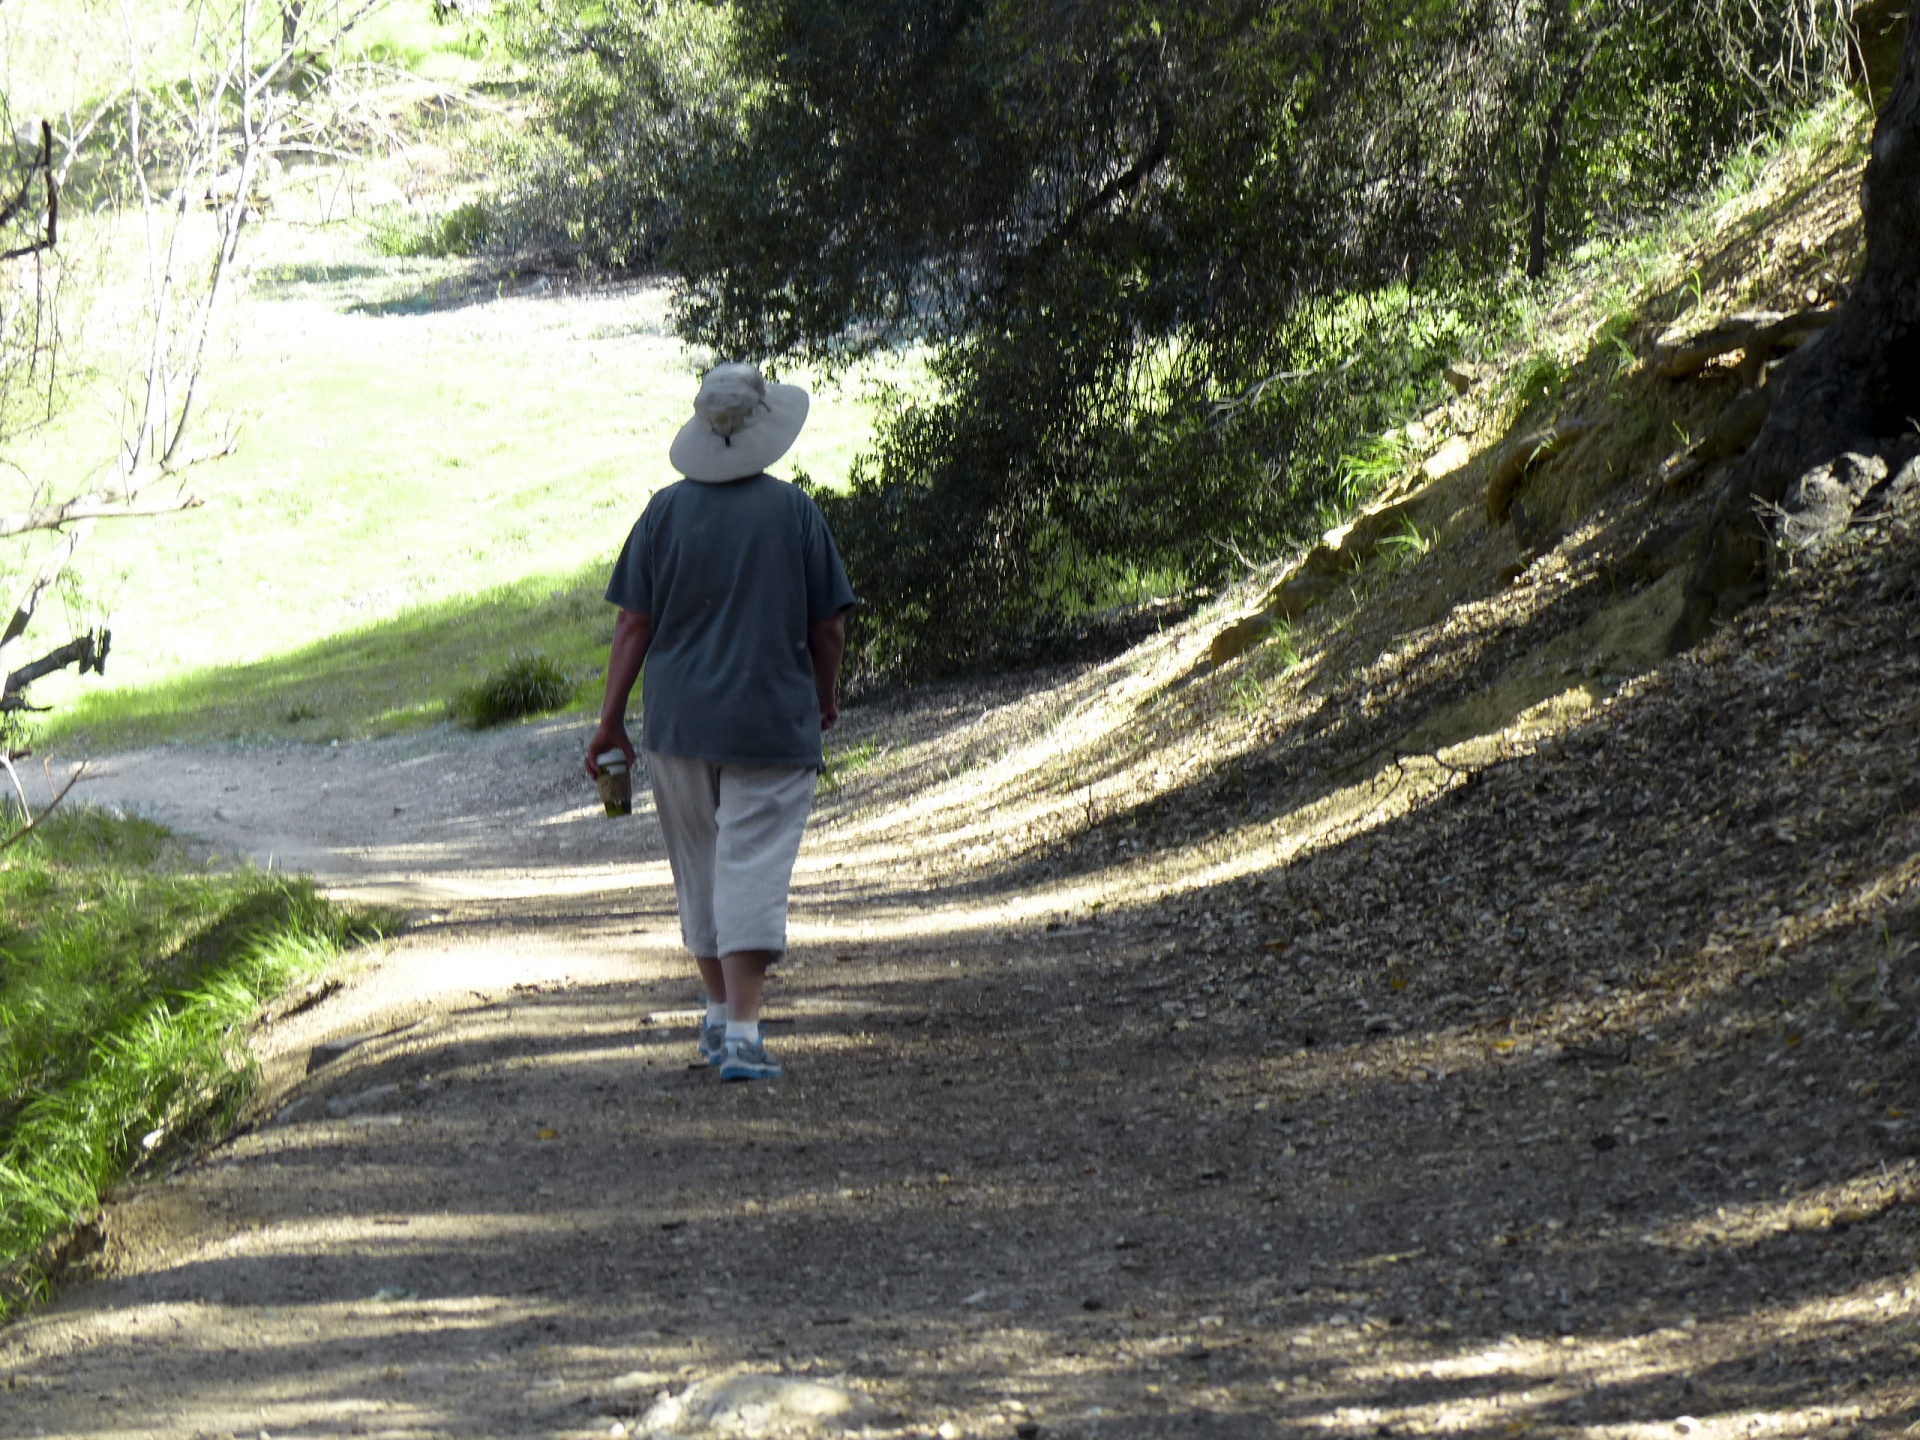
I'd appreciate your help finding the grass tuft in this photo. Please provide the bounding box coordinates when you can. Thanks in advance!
[818,738,881,794]
[451,652,575,729]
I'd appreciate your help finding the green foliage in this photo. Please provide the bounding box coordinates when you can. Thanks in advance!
[490,0,746,267]
[1506,351,1568,419]
[451,652,575,729]
[0,809,382,1310]
[452,2,1852,681]
[368,201,495,258]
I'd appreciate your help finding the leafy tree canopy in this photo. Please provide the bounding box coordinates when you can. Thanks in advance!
[510,0,1850,682]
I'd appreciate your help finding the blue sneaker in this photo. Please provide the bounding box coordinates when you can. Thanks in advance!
[718,1035,783,1082]
[698,1015,726,1067]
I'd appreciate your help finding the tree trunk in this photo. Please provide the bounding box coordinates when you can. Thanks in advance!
[1669,11,1920,650]
[1526,34,1601,281]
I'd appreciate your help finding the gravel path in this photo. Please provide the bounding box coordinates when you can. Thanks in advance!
[2,520,1917,1440]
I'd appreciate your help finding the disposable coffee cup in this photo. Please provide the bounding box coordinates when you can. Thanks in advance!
[595,750,631,817]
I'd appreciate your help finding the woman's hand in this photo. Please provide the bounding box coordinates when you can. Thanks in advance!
[585,719,635,778]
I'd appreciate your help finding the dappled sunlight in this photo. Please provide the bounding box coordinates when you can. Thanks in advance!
[12,5,1916,1438]
[29,313,1920,1440]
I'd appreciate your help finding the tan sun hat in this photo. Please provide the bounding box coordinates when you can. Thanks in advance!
[668,362,810,483]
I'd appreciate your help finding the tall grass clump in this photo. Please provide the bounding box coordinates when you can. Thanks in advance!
[368,201,495,259]
[450,653,576,729]
[0,809,383,1314]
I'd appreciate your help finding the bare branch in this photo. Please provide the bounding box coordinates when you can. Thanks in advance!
[0,120,57,262]
[0,753,28,813]
[0,523,89,656]
[0,491,204,539]
[0,764,89,855]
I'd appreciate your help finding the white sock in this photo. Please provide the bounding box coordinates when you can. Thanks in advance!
[705,1001,727,1028]
[725,1019,761,1044]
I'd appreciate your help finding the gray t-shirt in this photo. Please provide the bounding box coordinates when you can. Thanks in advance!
[604,473,857,769]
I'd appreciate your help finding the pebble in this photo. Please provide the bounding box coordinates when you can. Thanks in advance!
[326,1084,401,1117]
[642,1375,867,1436]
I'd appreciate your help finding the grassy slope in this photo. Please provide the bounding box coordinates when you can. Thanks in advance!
[23,204,901,749]
[804,92,1879,922]
[0,808,383,1311]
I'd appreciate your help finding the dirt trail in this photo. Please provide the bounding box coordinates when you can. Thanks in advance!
[4,511,1919,1439]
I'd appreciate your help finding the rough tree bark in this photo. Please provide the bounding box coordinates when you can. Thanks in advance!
[1669,10,1920,650]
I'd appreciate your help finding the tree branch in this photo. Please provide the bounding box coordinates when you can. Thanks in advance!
[0,523,87,656]
[1035,85,1175,261]
[0,491,204,540]
[1526,30,1606,280]
[0,764,88,855]
[1,631,110,708]
[0,119,57,261]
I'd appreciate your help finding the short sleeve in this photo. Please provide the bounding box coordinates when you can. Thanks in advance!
[801,496,858,622]
[604,502,656,615]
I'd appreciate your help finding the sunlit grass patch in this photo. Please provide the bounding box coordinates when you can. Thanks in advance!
[45,567,615,749]
[818,739,883,794]
[0,808,386,1314]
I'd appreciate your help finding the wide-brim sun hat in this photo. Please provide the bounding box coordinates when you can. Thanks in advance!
[669,362,810,483]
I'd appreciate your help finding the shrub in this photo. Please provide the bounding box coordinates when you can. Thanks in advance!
[451,653,574,729]
[368,201,495,259]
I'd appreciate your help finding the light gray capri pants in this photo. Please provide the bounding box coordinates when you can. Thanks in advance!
[646,751,815,958]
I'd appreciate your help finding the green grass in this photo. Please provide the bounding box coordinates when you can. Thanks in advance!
[1377,515,1433,567]
[0,808,386,1313]
[48,564,617,748]
[818,738,882,794]
[17,205,904,747]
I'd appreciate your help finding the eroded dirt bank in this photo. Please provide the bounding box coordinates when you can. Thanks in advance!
[2,498,1917,1440]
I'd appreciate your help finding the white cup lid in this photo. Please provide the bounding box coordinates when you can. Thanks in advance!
[596,750,628,767]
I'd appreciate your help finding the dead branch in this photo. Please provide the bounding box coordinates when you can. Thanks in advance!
[0,492,204,540]
[0,524,86,654]
[1,631,110,710]
[0,763,88,855]
[0,752,28,813]
[0,120,56,261]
